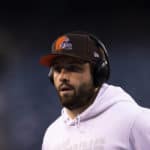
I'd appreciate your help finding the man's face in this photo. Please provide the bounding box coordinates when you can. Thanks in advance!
[51,56,96,110]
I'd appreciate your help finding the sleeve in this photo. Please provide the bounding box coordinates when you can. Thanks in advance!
[129,108,150,150]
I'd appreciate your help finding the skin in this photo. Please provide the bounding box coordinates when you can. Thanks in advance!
[51,56,99,119]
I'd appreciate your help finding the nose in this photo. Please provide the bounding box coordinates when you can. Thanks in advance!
[59,68,69,82]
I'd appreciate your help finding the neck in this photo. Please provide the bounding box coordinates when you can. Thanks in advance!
[66,87,100,119]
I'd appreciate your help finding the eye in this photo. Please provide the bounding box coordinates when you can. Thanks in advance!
[52,65,62,73]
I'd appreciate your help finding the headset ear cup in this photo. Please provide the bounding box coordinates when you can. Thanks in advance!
[93,60,109,86]
[48,68,54,84]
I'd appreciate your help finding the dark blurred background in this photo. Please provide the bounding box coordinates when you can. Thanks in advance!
[0,0,150,150]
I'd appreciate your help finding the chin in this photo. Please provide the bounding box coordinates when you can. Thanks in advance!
[59,95,76,108]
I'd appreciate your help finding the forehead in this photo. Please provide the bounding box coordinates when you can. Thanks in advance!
[51,56,87,65]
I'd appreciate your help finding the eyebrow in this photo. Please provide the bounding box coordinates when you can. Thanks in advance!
[52,59,88,65]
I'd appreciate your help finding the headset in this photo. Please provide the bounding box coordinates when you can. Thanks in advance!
[88,33,110,86]
[48,32,110,87]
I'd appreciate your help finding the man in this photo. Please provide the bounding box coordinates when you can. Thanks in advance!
[40,31,150,150]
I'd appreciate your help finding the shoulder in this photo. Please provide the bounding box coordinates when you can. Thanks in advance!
[42,116,63,149]
[44,116,63,136]
[131,107,150,133]
[129,107,150,149]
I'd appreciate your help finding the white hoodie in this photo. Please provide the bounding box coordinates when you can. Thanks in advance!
[42,83,150,150]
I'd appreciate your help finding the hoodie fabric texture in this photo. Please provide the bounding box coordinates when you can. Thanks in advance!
[42,83,150,150]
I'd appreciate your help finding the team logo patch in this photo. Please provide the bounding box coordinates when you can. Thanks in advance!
[54,36,72,51]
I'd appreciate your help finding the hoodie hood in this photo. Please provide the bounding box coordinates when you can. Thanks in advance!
[61,83,137,126]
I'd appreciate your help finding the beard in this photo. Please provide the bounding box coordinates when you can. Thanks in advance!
[56,81,96,110]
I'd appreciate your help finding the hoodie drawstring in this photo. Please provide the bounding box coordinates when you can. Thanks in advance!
[75,115,81,128]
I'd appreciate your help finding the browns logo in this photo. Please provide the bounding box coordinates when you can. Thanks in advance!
[54,36,70,51]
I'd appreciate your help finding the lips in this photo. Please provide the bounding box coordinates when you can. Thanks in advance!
[59,84,73,92]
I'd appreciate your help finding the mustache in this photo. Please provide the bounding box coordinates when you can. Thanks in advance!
[58,83,74,91]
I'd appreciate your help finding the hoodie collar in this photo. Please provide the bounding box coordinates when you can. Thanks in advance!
[61,83,136,126]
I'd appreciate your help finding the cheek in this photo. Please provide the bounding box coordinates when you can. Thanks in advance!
[72,73,93,87]
[53,73,60,88]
